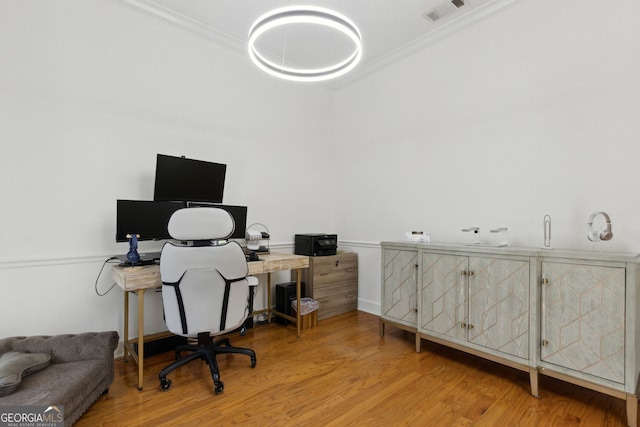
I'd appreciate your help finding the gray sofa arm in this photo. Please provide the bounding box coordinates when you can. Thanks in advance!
[0,331,119,364]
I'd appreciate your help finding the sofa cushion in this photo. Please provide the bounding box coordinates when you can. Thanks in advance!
[0,351,51,396]
[0,359,107,407]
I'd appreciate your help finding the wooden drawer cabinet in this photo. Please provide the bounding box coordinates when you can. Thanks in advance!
[295,252,358,320]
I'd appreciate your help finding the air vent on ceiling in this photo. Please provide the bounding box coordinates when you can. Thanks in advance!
[423,0,466,22]
[424,11,442,22]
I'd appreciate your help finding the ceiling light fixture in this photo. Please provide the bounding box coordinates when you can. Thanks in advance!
[248,6,362,82]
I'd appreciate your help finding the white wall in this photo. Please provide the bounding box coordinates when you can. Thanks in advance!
[0,0,336,338]
[1,0,639,338]
[333,0,640,312]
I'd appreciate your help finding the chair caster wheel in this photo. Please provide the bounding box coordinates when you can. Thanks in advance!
[215,382,224,395]
[160,378,172,391]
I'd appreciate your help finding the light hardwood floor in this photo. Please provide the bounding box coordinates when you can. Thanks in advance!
[78,311,632,426]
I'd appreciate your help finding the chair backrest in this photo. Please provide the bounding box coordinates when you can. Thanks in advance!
[160,207,250,337]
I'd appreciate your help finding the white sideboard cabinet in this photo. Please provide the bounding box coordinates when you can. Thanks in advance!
[540,260,625,384]
[421,252,530,360]
[380,245,420,352]
[380,241,640,427]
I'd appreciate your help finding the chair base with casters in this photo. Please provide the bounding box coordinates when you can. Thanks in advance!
[158,329,256,394]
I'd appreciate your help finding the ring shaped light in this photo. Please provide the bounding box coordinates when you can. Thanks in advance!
[248,6,362,82]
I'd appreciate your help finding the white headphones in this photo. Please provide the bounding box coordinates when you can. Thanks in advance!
[587,211,613,242]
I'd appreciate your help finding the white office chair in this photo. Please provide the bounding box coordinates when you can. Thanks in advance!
[158,207,257,394]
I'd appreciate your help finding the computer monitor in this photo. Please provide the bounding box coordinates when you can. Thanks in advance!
[115,200,185,242]
[216,205,247,240]
[153,154,227,203]
[187,203,247,240]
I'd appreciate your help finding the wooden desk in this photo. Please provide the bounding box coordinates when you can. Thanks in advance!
[111,252,309,390]
[248,252,310,337]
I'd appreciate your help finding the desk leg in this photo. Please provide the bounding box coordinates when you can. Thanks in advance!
[123,290,129,362]
[295,269,301,339]
[137,289,145,390]
[267,272,272,323]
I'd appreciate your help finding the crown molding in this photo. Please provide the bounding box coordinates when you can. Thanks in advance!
[117,0,521,89]
[118,0,247,52]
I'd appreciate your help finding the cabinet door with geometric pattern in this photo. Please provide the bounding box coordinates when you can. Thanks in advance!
[420,252,468,340]
[541,261,625,384]
[468,256,530,359]
[382,249,419,327]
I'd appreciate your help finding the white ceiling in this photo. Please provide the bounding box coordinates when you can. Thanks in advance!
[122,0,519,87]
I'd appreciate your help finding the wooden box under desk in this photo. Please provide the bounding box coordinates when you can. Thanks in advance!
[111,264,161,291]
[294,252,358,320]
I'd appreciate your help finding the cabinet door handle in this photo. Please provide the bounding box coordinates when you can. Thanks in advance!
[468,271,475,277]
[541,273,547,353]
[468,324,474,330]
[460,322,467,328]
[461,270,468,276]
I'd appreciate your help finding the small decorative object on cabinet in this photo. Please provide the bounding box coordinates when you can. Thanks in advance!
[294,252,357,320]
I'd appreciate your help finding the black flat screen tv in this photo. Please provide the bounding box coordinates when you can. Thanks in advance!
[153,154,226,203]
[115,200,185,242]
[187,203,248,240]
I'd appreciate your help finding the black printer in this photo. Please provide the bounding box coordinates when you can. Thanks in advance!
[294,233,337,256]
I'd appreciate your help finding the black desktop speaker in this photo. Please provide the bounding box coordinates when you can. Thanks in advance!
[275,281,306,325]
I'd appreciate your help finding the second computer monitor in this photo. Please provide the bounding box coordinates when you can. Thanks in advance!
[188,203,247,240]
